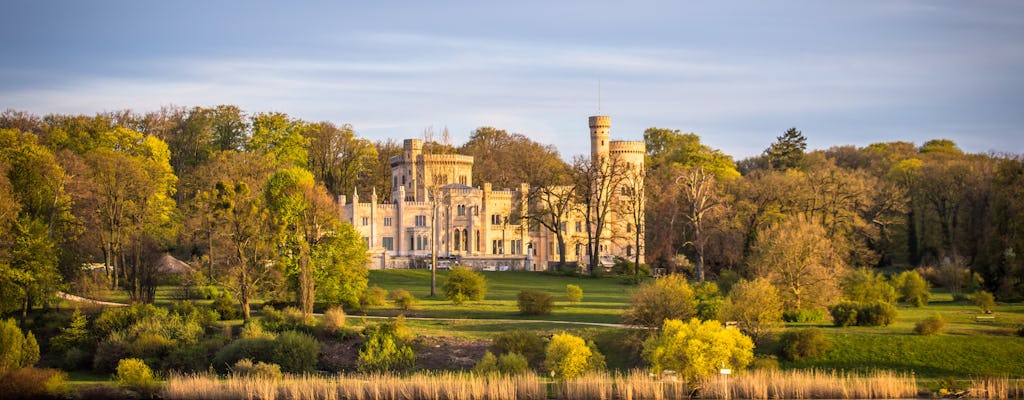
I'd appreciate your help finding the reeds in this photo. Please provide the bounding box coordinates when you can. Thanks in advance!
[165,372,545,400]
[696,369,918,399]
[968,377,1024,399]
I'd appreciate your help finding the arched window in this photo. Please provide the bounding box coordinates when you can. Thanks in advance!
[454,229,461,251]
[463,229,469,252]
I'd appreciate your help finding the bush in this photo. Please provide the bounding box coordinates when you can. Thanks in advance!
[893,270,931,307]
[473,351,498,374]
[0,318,39,370]
[830,301,897,327]
[842,268,897,304]
[565,284,583,303]
[212,337,275,372]
[695,282,724,321]
[492,330,545,366]
[357,322,415,372]
[518,290,554,315]
[782,309,826,323]
[115,358,160,396]
[0,367,69,399]
[51,309,93,370]
[262,306,317,332]
[321,307,347,335]
[749,355,780,370]
[444,267,487,305]
[642,318,753,381]
[361,285,388,307]
[974,290,996,314]
[210,289,241,320]
[163,340,217,373]
[779,328,831,361]
[388,288,416,310]
[717,269,741,294]
[233,358,283,380]
[239,320,275,340]
[718,278,783,342]
[498,352,530,374]
[623,274,697,328]
[544,332,604,379]
[270,331,320,373]
[611,258,651,276]
[914,314,947,335]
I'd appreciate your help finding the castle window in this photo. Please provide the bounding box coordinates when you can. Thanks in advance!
[457,204,465,216]
[463,229,469,251]
[454,230,461,251]
[459,176,467,185]
[626,223,632,233]
[361,217,369,226]
[575,221,582,232]
[409,236,414,251]
[393,176,397,188]
[384,217,392,227]
[626,245,633,256]
[382,237,394,251]
[415,215,427,227]
[401,175,406,185]
[491,214,502,225]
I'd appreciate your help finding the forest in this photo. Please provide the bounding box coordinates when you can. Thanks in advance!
[1,105,1022,326]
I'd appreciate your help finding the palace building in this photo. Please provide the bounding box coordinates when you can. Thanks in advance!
[339,115,644,271]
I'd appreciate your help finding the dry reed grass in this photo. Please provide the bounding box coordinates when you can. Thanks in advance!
[968,377,1024,399]
[165,372,545,400]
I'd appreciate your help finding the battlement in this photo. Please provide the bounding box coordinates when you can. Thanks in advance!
[589,115,611,128]
[421,154,475,164]
[609,140,646,154]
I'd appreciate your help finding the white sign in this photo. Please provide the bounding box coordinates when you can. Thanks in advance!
[720,369,731,375]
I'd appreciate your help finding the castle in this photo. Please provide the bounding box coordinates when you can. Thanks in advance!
[339,115,644,271]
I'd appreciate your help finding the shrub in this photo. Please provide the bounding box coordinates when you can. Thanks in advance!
[565,284,583,303]
[262,306,317,332]
[914,314,947,335]
[611,258,651,276]
[51,309,93,370]
[544,332,604,379]
[0,367,69,399]
[623,274,697,328]
[233,358,283,380]
[473,351,499,375]
[974,290,996,314]
[718,278,783,342]
[749,355,780,370]
[321,307,347,335]
[210,289,241,320]
[388,288,416,310]
[842,268,897,304]
[270,331,321,373]
[357,323,415,372]
[642,318,753,381]
[212,337,275,372]
[717,269,741,294]
[499,352,530,374]
[163,342,213,373]
[695,282,724,321]
[517,289,554,315]
[239,320,275,340]
[779,328,831,361]
[361,285,388,307]
[443,267,487,305]
[0,318,39,370]
[492,330,545,366]
[829,301,860,327]
[782,309,826,323]
[893,270,931,307]
[115,358,159,396]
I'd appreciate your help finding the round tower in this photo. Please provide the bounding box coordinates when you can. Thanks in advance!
[589,115,610,162]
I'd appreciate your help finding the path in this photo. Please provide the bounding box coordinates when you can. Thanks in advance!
[56,291,127,307]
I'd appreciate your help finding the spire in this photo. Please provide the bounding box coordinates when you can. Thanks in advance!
[353,186,359,204]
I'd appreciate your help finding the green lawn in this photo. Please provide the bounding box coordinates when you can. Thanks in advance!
[360,270,635,324]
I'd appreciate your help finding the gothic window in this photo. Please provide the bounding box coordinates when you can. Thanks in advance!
[384,217,392,226]
[454,230,461,251]
[626,245,633,256]
[575,221,582,232]
[457,204,465,216]
[462,229,469,252]
[491,214,502,225]
[415,215,426,226]
[361,217,369,226]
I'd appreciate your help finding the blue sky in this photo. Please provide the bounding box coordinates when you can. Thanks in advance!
[2,1,1022,159]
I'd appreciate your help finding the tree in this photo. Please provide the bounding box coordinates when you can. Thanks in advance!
[248,112,310,168]
[311,222,369,308]
[764,127,807,171]
[623,274,697,329]
[306,121,377,198]
[718,278,783,342]
[678,167,721,282]
[892,270,931,307]
[544,332,604,379]
[749,216,844,312]
[642,318,753,381]
[842,268,896,304]
[574,154,627,274]
[216,180,277,320]
[529,184,578,269]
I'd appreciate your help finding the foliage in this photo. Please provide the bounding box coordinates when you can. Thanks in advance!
[842,268,897,304]
[544,332,604,379]
[474,351,527,375]
[213,337,275,372]
[974,290,996,313]
[829,301,897,327]
[694,281,723,321]
[443,267,487,305]
[914,314,947,335]
[210,288,241,320]
[0,367,69,399]
[718,278,783,342]
[361,285,388,307]
[893,270,931,307]
[163,339,223,373]
[764,127,807,171]
[750,216,843,312]
[270,331,320,373]
[0,319,39,370]
[233,358,283,380]
[779,328,831,361]
[261,305,317,332]
[116,358,160,396]
[623,274,697,328]
[517,289,554,315]
[311,223,369,308]
[492,330,545,366]
[321,307,347,335]
[357,321,415,373]
[642,318,754,381]
[782,309,826,323]
[565,284,583,303]
[388,288,416,310]
[611,258,650,276]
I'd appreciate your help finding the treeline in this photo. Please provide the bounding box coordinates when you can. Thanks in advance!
[646,127,1024,301]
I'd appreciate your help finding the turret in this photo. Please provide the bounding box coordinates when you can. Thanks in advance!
[589,115,610,163]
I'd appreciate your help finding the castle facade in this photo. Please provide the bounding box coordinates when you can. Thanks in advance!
[339,115,644,271]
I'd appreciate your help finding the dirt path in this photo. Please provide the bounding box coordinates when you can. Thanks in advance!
[56,291,127,307]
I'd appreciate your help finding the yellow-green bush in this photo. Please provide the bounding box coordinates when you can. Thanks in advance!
[387,288,416,310]
[642,318,753,381]
[544,332,604,379]
[518,289,554,315]
[116,358,160,395]
[443,267,487,305]
[565,284,583,303]
[914,314,946,335]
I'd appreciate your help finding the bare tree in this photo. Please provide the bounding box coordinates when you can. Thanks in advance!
[574,155,627,275]
[621,164,646,275]
[678,167,720,282]
[528,184,577,269]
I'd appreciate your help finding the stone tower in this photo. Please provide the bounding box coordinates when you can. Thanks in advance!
[589,115,610,163]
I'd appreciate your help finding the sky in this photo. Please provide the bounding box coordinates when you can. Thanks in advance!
[2,1,1022,159]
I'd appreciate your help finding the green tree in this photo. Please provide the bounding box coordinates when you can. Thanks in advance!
[718,278,783,342]
[764,127,807,171]
[623,274,697,329]
[217,180,277,320]
[893,270,931,306]
[306,121,377,198]
[642,318,753,381]
[0,318,39,370]
[312,222,369,308]
[842,268,897,304]
[544,332,604,379]
[248,112,310,168]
